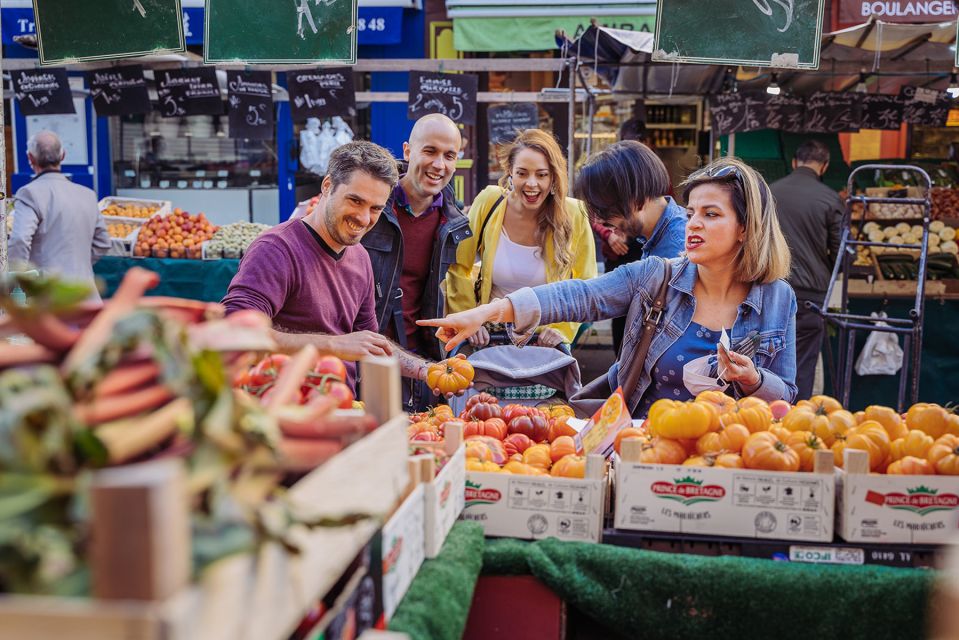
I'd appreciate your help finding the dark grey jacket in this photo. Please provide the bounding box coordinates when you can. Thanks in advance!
[361,180,471,361]
[769,167,843,300]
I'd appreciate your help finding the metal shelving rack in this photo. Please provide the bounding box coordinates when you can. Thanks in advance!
[807,164,933,412]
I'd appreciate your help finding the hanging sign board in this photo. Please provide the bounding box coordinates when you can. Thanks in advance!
[88,65,152,116]
[860,94,904,130]
[33,0,184,65]
[407,72,478,126]
[803,92,862,133]
[766,94,805,132]
[488,103,539,144]
[709,93,768,136]
[900,86,950,127]
[839,0,958,24]
[227,70,274,140]
[288,69,356,122]
[653,0,825,69]
[204,0,357,64]
[155,67,223,117]
[11,68,75,116]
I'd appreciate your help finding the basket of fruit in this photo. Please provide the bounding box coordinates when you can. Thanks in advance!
[99,196,172,223]
[203,222,272,260]
[133,209,218,259]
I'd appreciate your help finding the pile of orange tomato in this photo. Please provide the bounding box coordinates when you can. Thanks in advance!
[615,392,959,476]
[407,394,586,478]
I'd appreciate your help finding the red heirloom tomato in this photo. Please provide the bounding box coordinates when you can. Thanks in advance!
[312,355,348,382]
[248,354,290,387]
[324,382,355,409]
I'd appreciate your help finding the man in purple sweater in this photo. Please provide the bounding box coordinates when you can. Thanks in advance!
[223,141,433,389]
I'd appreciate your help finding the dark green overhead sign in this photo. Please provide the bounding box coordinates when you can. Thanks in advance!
[204,0,357,64]
[33,0,184,65]
[653,0,825,69]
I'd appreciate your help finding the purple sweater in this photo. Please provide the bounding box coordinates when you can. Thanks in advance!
[223,220,378,387]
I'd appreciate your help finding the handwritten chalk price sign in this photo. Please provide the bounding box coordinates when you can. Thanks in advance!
[709,93,769,136]
[488,103,539,144]
[288,69,356,121]
[653,0,825,69]
[155,68,223,117]
[227,70,274,140]
[901,86,950,127]
[860,94,904,130]
[766,94,805,132]
[408,72,478,125]
[803,92,862,133]
[88,65,152,116]
[11,68,75,116]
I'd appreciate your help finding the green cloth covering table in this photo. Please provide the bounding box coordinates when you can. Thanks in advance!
[390,526,937,640]
[93,257,240,302]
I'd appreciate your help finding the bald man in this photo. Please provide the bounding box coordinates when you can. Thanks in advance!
[10,130,111,299]
[361,114,472,411]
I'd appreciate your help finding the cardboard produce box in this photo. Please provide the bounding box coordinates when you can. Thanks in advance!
[461,455,606,542]
[614,443,835,542]
[379,481,425,622]
[837,449,959,544]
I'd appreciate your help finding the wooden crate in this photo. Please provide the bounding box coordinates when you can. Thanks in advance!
[0,358,410,640]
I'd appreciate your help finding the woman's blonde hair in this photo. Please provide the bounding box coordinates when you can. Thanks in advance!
[681,157,791,284]
[497,129,573,278]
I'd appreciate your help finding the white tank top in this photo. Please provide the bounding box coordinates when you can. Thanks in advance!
[489,228,547,299]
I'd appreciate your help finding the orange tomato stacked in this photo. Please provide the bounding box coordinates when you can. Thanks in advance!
[408,396,586,478]
[614,393,959,476]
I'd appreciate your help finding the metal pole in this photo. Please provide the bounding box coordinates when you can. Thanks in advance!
[567,60,576,188]
[727,132,736,157]
[0,10,7,277]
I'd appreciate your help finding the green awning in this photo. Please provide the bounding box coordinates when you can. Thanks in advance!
[453,15,654,52]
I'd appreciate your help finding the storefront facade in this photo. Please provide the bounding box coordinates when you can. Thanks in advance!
[1,0,425,225]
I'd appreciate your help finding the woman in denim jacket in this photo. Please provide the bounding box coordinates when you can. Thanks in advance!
[421,157,798,416]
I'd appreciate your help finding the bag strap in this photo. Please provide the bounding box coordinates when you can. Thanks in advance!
[474,194,505,261]
[619,258,672,402]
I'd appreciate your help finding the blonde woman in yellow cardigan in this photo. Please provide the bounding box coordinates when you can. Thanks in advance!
[446,129,597,348]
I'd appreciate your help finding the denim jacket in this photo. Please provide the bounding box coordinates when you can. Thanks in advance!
[507,256,798,411]
[361,180,472,361]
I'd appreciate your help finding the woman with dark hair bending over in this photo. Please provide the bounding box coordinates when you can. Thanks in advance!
[422,157,798,417]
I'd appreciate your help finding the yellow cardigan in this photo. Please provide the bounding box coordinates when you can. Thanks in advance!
[445,185,597,344]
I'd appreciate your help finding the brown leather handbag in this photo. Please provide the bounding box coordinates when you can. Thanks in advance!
[569,257,672,418]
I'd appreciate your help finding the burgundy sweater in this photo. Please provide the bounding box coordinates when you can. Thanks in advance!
[223,219,378,387]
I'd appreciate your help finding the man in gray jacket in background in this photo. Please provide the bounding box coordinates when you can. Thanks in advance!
[770,140,843,400]
[9,130,111,300]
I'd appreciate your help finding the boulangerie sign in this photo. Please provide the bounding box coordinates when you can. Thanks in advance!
[838,0,958,23]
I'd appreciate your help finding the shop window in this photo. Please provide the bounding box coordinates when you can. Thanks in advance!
[111,112,278,190]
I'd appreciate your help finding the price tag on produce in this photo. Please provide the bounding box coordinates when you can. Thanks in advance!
[575,388,632,457]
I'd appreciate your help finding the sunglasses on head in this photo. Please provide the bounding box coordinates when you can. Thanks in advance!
[693,164,745,186]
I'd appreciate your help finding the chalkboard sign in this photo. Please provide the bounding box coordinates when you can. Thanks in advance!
[205,0,357,64]
[766,94,805,132]
[709,93,768,136]
[488,103,539,144]
[34,0,184,65]
[407,73,478,126]
[227,71,274,140]
[860,94,904,130]
[900,86,950,127]
[803,92,861,133]
[288,69,356,122]
[11,68,75,115]
[653,0,825,69]
[88,65,151,116]
[155,68,223,117]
